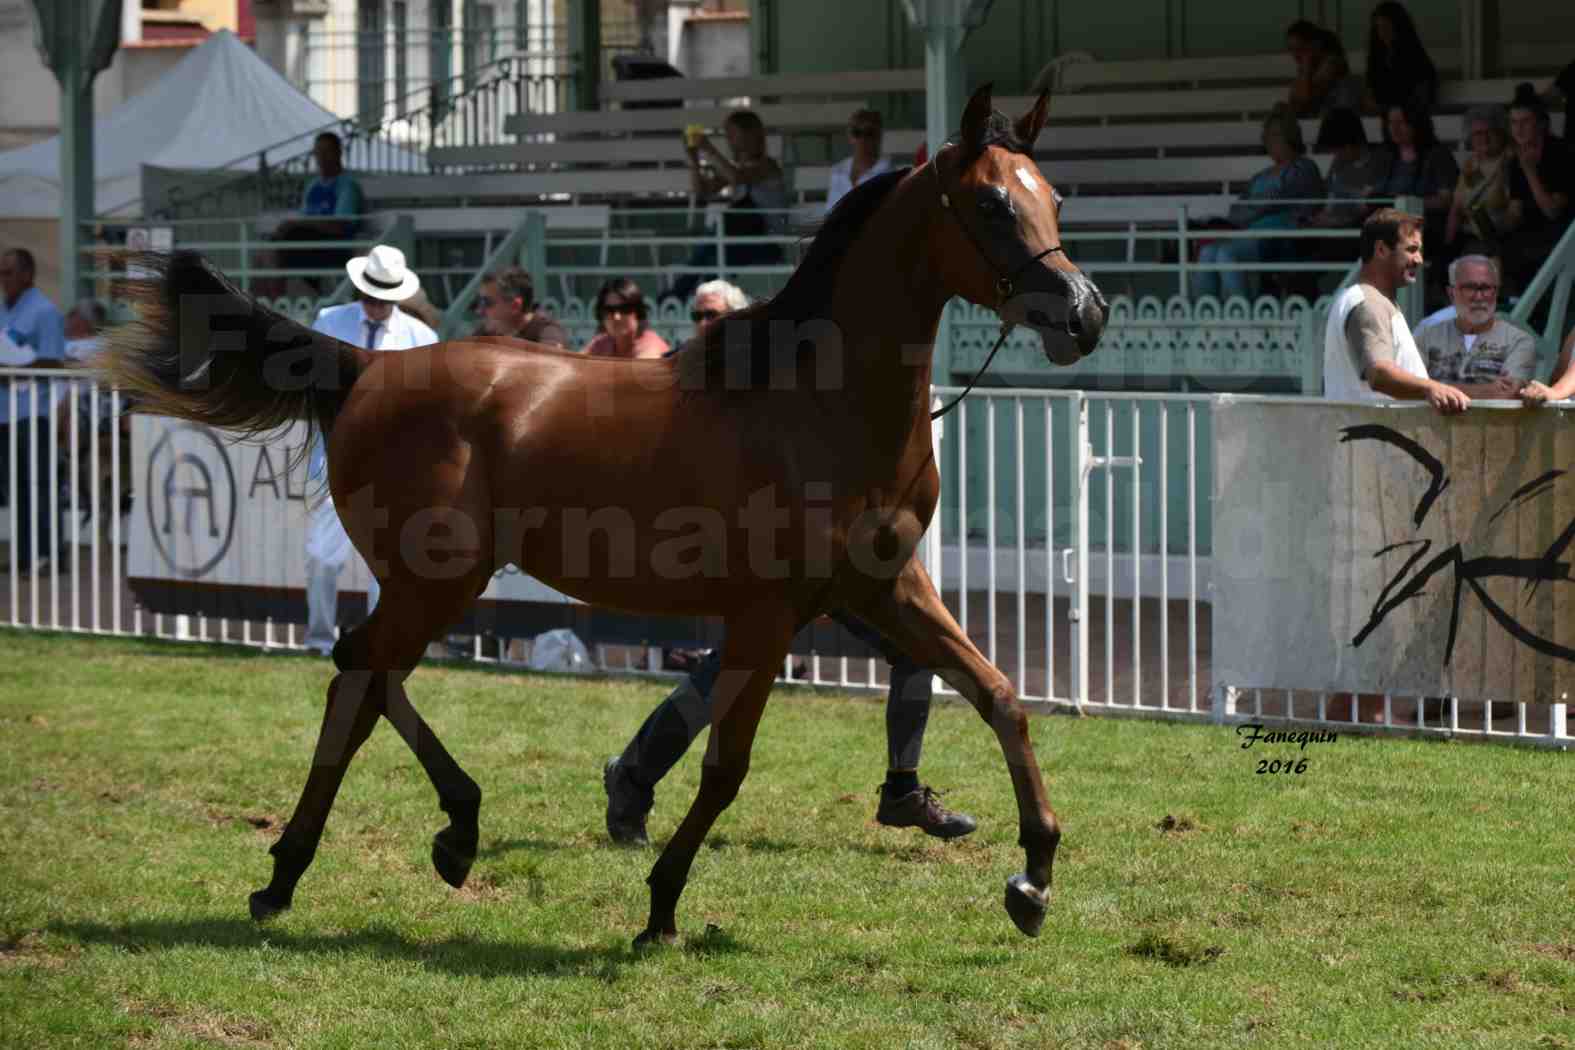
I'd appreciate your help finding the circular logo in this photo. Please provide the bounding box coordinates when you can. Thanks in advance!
[145,423,238,578]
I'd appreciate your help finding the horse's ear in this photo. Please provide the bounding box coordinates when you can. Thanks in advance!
[961,82,994,152]
[1013,90,1051,148]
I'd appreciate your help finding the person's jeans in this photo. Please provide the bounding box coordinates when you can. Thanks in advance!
[3,416,58,567]
[617,610,933,788]
[664,239,785,303]
[1192,236,1266,301]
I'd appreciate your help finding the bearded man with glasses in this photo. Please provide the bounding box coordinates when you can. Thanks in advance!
[1416,254,1536,399]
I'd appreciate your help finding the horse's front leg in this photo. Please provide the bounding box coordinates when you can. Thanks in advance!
[637,610,797,946]
[843,558,1060,937]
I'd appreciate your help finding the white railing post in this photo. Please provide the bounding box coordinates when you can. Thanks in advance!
[1070,395,1090,709]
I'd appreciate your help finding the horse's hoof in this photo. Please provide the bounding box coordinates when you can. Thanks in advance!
[1004,873,1048,938]
[248,888,290,923]
[632,927,679,949]
[432,826,478,889]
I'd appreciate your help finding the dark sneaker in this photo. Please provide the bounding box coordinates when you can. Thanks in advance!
[603,756,653,846]
[875,785,977,839]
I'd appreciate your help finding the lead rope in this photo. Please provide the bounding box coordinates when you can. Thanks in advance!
[930,321,1012,421]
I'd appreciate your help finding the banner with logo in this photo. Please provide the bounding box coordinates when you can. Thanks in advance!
[129,417,580,616]
[1212,400,1575,703]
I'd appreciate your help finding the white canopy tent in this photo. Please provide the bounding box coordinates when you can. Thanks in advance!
[0,28,423,220]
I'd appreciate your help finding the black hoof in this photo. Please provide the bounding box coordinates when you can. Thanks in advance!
[432,825,478,889]
[633,927,678,949]
[249,888,291,923]
[1004,873,1048,938]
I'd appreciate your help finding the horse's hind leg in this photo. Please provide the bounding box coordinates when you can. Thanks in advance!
[638,609,797,946]
[842,557,1060,938]
[250,569,493,921]
[249,660,386,921]
[380,677,482,889]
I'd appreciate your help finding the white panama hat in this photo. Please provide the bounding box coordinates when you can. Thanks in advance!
[345,244,421,301]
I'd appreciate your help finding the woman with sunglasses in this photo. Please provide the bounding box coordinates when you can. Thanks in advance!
[826,109,893,215]
[584,277,670,359]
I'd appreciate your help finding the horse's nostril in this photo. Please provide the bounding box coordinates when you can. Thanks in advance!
[1066,312,1083,335]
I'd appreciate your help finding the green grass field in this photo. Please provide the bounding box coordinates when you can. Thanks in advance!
[2,630,1573,1049]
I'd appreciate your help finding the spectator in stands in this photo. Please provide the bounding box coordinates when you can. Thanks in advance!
[1192,106,1324,301]
[1375,98,1458,301]
[1418,255,1535,398]
[1307,107,1392,232]
[688,278,748,334]
[1375,100,1458,220]
[826,109,894,215]
[303,245,438,657]
[664,111,788,303]
[1445,104,1513,251]
[272,132,366,294]
[584,277,669,359]
[1287,20,1361,117]
[1500,83,1573,295]
[1364,2,1438,115]
[1520,326,1575,404]
[0,247,64,575]
[475,266,568,346]
[1323,208,1468,413]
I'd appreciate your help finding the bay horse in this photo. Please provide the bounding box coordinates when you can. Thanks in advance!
[101,84,1107,945]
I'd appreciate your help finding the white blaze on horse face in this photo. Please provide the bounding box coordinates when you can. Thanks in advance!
[1015,167,1041,196]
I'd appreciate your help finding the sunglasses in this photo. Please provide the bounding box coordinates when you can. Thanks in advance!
[691,308,723,323]
[848,126,878,139]
[1454,282,1499,296]
[600,302,639,318]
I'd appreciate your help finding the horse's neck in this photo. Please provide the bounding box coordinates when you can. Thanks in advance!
[831,178,949,444]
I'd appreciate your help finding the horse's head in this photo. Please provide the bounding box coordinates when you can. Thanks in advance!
[931,84,1107,365]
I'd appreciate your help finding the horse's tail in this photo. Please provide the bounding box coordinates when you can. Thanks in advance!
[99,250,368,440]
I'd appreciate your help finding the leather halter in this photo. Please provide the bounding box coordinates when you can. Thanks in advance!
[929,150,1071,421]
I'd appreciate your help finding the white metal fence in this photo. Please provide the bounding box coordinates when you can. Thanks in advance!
[4,368,1569,746]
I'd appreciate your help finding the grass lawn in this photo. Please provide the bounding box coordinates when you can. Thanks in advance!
[1,630,1573,1049]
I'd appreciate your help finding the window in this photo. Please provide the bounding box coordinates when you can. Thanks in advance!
[430,0,453,118]
[465,3,497,90]
[356,0,387,123]
[392,1,409,114]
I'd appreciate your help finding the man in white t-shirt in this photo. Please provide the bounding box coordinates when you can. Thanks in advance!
[303,245,439,656]
[1322,208,1470,414]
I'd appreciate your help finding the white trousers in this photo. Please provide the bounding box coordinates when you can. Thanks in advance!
[303,494,379,654]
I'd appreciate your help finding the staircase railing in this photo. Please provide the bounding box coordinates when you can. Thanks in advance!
[145,50,576,223]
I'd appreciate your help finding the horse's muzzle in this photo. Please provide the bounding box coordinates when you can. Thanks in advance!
[1022,278,1106,366]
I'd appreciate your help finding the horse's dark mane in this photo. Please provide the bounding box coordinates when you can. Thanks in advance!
[677,111,1028,391]
[681,166,911,390]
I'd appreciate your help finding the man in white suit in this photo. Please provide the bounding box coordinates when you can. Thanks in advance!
[304,244,439,655]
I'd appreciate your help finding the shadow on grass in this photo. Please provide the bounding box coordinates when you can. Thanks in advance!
[50,916,643,979]
[476,837,579,859]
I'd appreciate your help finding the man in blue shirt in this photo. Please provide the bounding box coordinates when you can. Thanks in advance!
[273,132,366,294]
[0,247,65,574]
